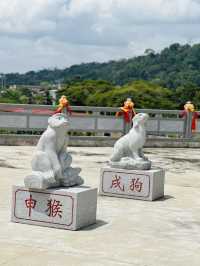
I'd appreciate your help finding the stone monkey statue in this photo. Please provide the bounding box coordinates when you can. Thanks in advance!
[24,113,84,189]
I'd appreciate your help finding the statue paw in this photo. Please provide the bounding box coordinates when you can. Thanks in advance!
[61,175,84,187]
[76,176,84,186]
[25,171,59,189]
[63,167,81,178]
[135,157,144,161]
[24,174,49,190]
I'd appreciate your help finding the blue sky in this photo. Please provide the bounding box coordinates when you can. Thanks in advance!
[0,0,200,73]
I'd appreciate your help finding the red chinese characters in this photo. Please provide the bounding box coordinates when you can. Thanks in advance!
[129,178,143,192]
[110,175,144,194]
[46,199,63,218]
[110,175,125,191]
[25,194,37,217]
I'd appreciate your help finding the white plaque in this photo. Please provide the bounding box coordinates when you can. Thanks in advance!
[101,170,150,198]
[100,167,165,201]
[13,188,74,227]
[11,186,97,230]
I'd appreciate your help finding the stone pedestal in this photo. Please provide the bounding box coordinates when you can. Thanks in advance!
[99,167,165,201]
[11,186,97,230]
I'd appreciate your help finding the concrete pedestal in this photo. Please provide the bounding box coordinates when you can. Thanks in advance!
[11,186,97,230]
[99,167,165,201]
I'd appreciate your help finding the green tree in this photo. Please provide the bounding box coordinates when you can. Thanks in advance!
[19,95,29,104]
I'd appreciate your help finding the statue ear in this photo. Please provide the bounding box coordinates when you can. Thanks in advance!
[132,116,139,128]
[48,115,59,128]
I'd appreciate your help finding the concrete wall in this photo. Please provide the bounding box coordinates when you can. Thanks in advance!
[1,134,200,148]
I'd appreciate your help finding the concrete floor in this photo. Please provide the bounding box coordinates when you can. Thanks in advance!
[0,146,200,266]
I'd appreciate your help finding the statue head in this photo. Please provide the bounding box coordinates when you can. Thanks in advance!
[184,101,195,112]
[132,113,149,128]
[48,113,69,129]
[124,98,134,109]
[59,95,69,107]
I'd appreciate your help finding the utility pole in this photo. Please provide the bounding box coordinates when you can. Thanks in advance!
[0,74,3,91]
[0,74,5,91]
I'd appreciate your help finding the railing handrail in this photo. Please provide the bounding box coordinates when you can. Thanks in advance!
[0,103,199,138]
[1,103,199,115]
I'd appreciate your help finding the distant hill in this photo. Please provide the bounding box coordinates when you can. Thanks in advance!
[4,43,200,89]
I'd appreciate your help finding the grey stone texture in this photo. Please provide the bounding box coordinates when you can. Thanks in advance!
[1,146,200,266]
[25,113,84,189]
[99,167,165,201]
[109,113,152,170]
[11,185,97,230]
[1,134,200,148]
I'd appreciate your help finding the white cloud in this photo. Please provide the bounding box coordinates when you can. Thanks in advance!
[64,0,200,23]
[0,0,200,72]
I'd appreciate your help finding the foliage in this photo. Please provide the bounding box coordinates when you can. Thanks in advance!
[59,80,177,109]
[0,87,46,105]
[4,43,200,90]
[19,95,29,104]
[2,43,200,109]
[173,83,200,110]
[58,80,115,106]
[0,88,23,103]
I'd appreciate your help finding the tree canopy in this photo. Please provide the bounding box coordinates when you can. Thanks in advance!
[4,43,200,90]
[59,80,177,109]
[1,43,200,110]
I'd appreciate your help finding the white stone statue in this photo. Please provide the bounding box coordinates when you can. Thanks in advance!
[24,113,84,189]
[109,113,151,170]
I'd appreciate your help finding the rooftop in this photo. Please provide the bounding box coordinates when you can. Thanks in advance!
[0,146,200,266]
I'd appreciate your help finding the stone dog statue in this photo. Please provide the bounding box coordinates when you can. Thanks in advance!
[109,113,151,170]
[24,113,84,189]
